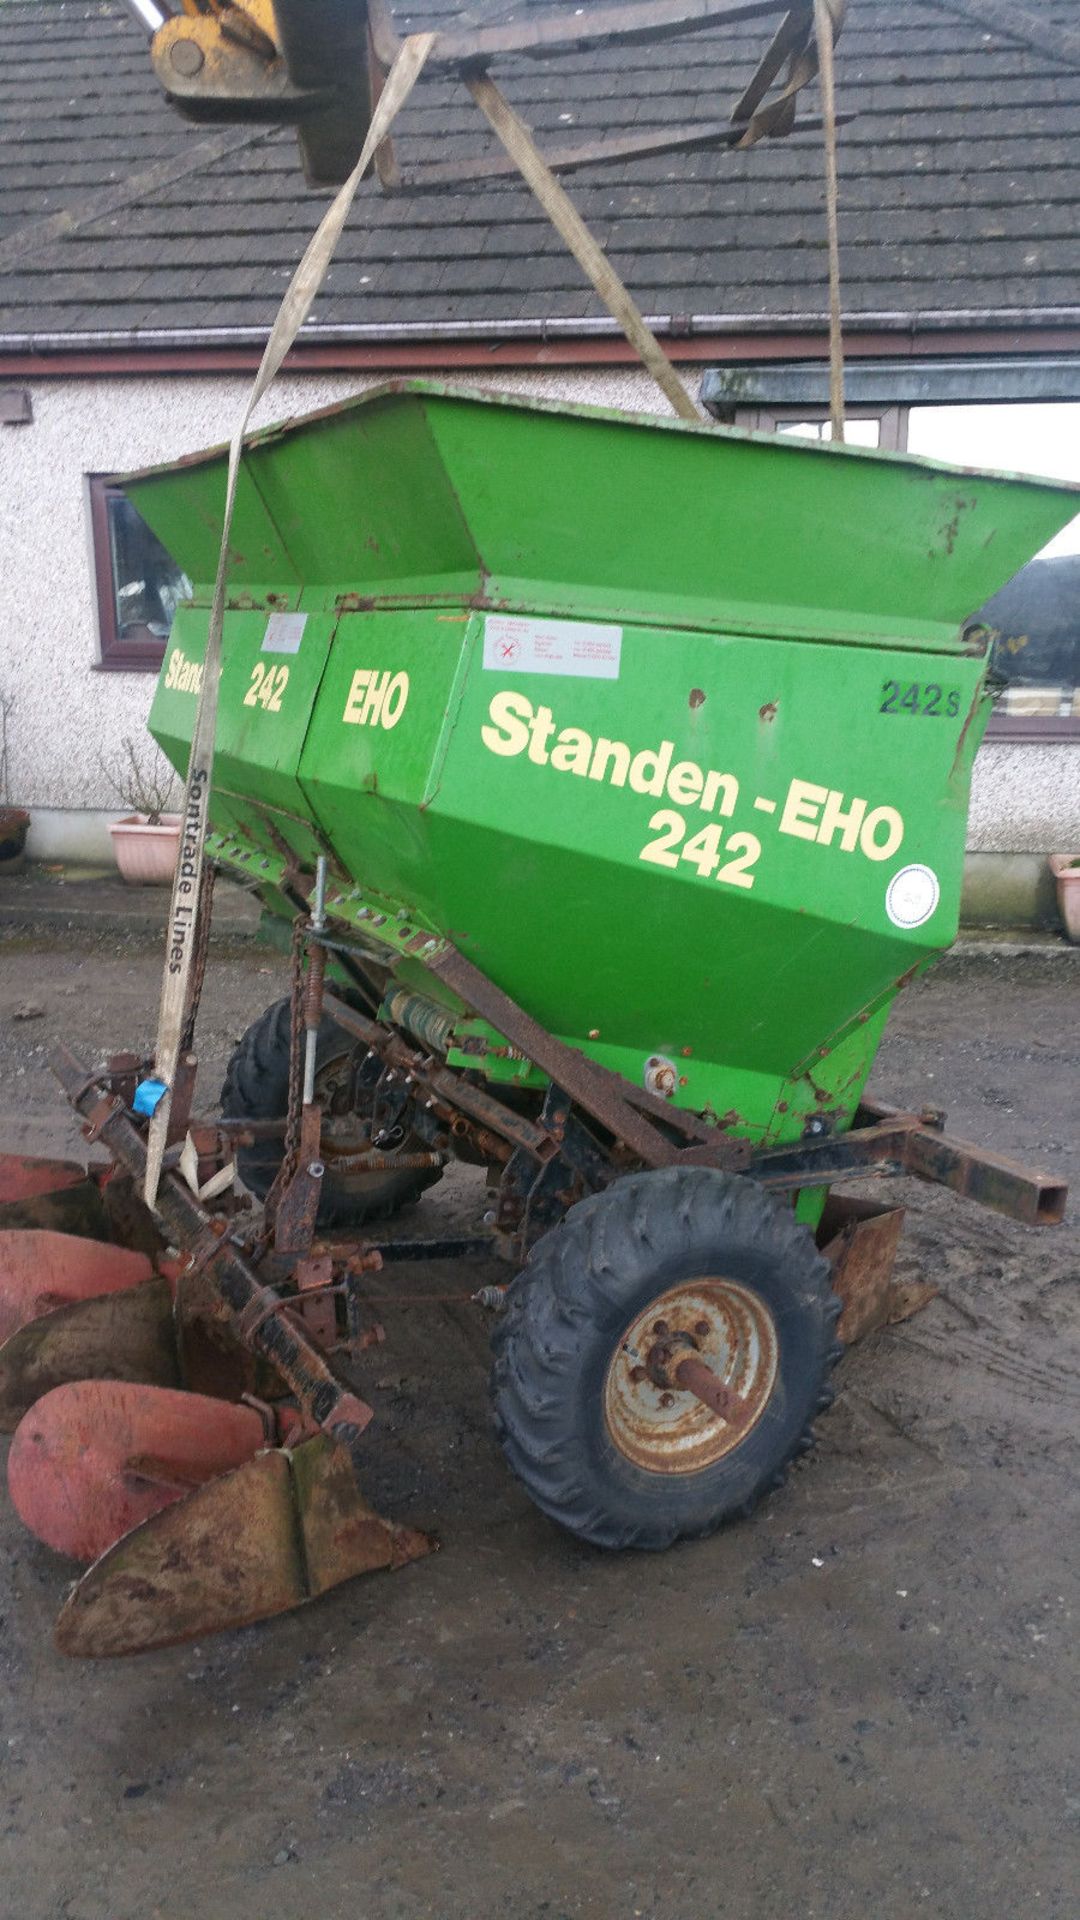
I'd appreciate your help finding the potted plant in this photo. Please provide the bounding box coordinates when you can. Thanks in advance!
[100,736,182,885]
[0,690,30,877]
[1049,854,1080,944]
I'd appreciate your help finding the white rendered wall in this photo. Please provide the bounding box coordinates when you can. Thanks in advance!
[967,743,1079,853]
[0,369,1076,860]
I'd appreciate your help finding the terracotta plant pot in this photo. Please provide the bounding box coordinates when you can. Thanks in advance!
[0,806,30,877]
[108,813,182,886]
[1049,853,1080,944]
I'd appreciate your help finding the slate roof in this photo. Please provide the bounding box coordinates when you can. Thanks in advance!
[0,0,1078,345]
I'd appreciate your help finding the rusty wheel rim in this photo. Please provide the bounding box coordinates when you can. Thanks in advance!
[603,1278,778,1475]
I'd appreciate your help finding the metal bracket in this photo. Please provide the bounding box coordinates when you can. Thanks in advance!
[751,1100,1067,1226]
[427,944,743,1170]
[50,1045,378,1476]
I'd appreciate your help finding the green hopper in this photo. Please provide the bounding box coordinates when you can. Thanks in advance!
[2,380,1075,1654]
[141,380,1074,1157]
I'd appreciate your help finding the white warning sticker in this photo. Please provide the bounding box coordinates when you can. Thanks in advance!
[483,613,622,680]
[886,863,941,929]
[261,612,308,654]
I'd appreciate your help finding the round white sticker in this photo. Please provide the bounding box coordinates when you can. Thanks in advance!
[885,863,940,930]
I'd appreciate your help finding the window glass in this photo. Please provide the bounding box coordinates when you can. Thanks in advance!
[777,417,881,447]
[907,405,1080,721]
[90,475,192,670]
[106,492,191,643]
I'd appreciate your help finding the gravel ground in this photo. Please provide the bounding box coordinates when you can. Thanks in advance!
[0,928,1077,1920]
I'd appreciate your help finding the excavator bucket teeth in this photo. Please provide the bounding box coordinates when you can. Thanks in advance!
[54,1434,434,1658]
[0,1228,155,1345]
[8,1380,269,1563]
[0,1276,180,1433]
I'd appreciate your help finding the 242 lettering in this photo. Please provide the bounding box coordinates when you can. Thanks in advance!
[243,661,289,711]
[880,679,960,717]
[641,812,761,889]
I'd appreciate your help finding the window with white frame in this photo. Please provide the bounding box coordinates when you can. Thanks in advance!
[706,376,1080,741]
[906,406,1080,737]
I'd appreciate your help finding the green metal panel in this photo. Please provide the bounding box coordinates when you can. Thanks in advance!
[135,381,1080,1151]
[125,455,303,598]
[151,604,339,864]
[127,379,1078,648]
[294,608,987,1137]
[295,607,472,900]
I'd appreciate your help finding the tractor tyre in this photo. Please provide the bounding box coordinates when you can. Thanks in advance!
[220,997,443,1229]
[490,1165,841,1550]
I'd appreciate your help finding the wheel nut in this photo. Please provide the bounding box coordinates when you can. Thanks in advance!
[652,1319,669,1336]
[659,1391,674,1408]
[629,1365,647,1384]
[694,1320,710,1339]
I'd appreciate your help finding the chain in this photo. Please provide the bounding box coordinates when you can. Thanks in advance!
[261,914,307,1230]
[181,862,216,1056]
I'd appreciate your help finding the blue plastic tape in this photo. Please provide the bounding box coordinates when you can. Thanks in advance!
[132,1078,169,1118]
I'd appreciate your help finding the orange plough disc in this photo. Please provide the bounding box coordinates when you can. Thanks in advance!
[0,1229,154,1345]
[0,1278,182,1433]
[0,1156,114,1238]
[0,1155,92,1203]
[8,1380,270,1562]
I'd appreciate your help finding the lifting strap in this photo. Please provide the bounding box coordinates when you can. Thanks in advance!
[815,0,846,443]
[143,31,437,1205]
[464,72,700,424]
[143,9,847,1203]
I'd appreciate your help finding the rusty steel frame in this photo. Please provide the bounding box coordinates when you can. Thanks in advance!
[402,110,854,193]
[362,940,1064,1228]
[369,0,813,71]
[51,912,1054,1304]
[42,924,1065,1485]
[51,1044,377,1477]
[751,1098,1067,1225]
[325,936,1064,1230]
[26,917,1064,1661]
[426,946,752,1164]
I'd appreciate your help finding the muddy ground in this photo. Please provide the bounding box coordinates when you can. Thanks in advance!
[0,927,1077,1920]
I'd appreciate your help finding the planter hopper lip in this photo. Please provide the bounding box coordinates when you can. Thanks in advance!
[118,378,1080,656]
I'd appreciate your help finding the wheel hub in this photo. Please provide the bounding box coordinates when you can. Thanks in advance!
[603,1278,778,1474]
[313,1053,374,1159]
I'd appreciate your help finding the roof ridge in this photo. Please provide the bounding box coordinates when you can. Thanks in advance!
[921,0,1080,70]
[0,124,274,271]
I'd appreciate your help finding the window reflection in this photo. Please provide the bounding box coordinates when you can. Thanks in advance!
[777,417,881,447]
[908,405,1080,718]
[106,492,191,643]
